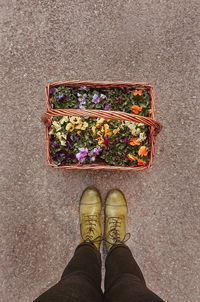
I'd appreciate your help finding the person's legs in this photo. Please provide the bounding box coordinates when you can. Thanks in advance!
[34,187,103,302]
[34,242,103,302]
[104,244,165,302]
[104,189,165,302]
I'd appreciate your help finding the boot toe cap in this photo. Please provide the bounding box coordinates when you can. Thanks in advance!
[106,189,127,206]
[80,187,101,205]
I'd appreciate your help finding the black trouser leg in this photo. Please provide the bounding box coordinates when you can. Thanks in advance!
[34,243,103,302]
[104,244,165,302]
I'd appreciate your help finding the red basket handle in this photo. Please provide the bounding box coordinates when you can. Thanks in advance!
[41,109,162,136]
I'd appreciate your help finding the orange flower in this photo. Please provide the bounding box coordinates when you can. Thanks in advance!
[127,154,138,161]
[129,138,141,146]
[131,105,143,114]
[133,89,143,96]
[138,146,148,156]
[96,134,104,144]
[138,159,146,165]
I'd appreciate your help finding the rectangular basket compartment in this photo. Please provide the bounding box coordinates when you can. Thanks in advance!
[43,80,161,171]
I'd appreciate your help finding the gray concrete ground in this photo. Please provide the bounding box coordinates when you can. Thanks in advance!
[0,0,199,301]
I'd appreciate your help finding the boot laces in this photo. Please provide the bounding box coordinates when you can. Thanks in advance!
[105,216,131,245]
[82,214,102,244]
[108,217,122,242]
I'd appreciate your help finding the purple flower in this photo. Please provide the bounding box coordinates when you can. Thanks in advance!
[78,103,86,109]
[58,93,65,101]
[92,94,101,104]
[54,150,68,160]
[77,93,87,109]
[77,93,87,101]
[104,103,110,111]
[50,88,55,96]
[76,147,88,162]
[76,153,86,161]
[79,86,87,91]
[124,87,131,94]
[78,98,86,104]
[89,147,102,157]
[66,134,74,149]
[50,141,59,148]
[93,147,102,155]
[90,156,96,162]
[54,150,75,163]
[79,147,88,154]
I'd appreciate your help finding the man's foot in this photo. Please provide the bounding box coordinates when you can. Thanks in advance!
[105,189,129,251]
[80,187,102,249]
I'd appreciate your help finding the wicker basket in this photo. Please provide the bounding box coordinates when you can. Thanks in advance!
[41,80,162,171]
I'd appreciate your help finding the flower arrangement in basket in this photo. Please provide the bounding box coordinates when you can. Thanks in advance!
[41,80,162,171]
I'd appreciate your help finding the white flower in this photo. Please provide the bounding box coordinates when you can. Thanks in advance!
[61,133,67,139]
[131,129,137,136]
[49,128,54,135]
[60,116,69,124]
[100,93,107,99]
[136,128,141,135]
[139,132,147,142]
[55,132,62,140]
[52,121,61,131]
[60,139,66,146]
[55,132,66,144]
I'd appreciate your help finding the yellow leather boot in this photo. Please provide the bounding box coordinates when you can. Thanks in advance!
[105,189,129,251]
[80,187,102,249]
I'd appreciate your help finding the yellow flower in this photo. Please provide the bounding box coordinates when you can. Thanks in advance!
[96,135,104,145]
[127,154,138,161]
[113,128,120,135]
[81,122,89,130]
[105,124,111,136]
[104,124,109,131]
[96,118,105,128]
[66,123,75,132]
[100,126,105,133]
[75,123,83,129]
[69,116,82,124]
[92,126,96,135]
[100,124,111,136]
[52,121,62,131]
[60,116,69,124]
